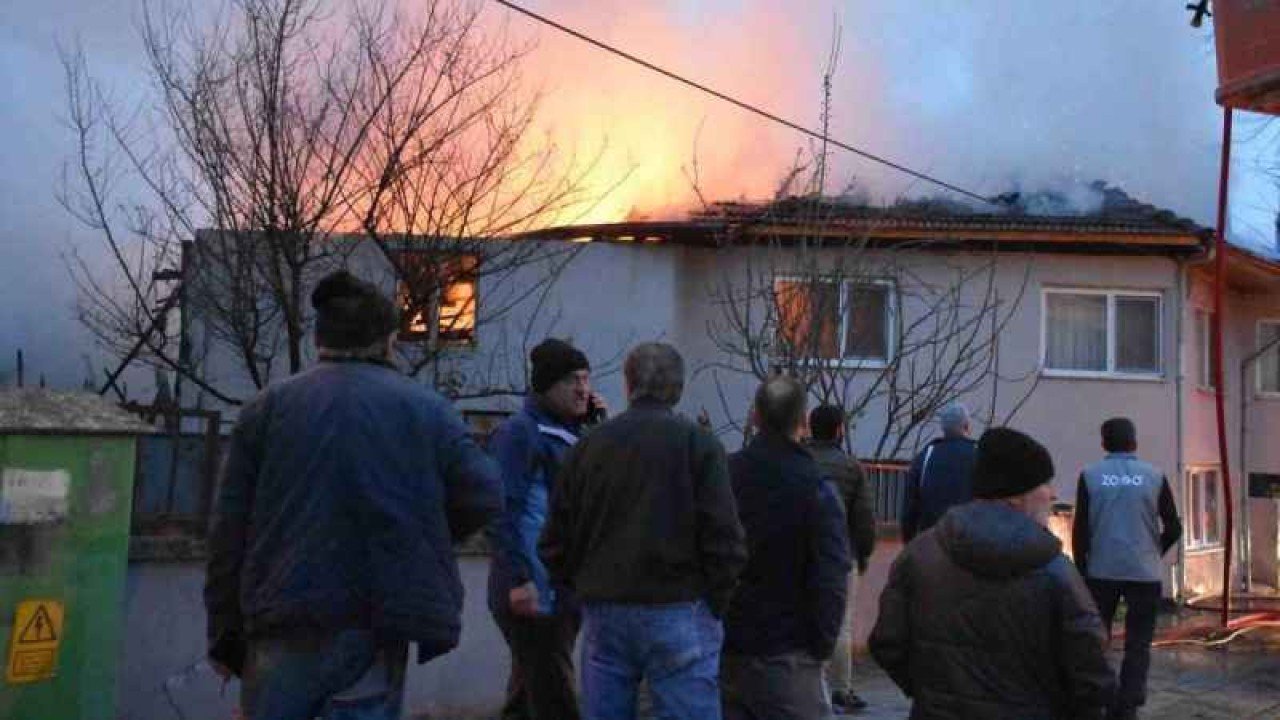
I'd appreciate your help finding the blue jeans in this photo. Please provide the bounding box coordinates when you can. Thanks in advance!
[580,600,724,720]
[241,629,407,720]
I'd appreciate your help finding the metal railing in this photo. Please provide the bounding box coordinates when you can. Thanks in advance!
[862,459,910,526]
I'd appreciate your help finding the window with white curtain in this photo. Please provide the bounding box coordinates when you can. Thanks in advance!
[1257,320,1280,395]
[1042,289,1161,376]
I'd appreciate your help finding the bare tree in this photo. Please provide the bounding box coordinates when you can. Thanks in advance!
[60,0,609,405]
[685,30,1038,458]
[695,192,1040,460]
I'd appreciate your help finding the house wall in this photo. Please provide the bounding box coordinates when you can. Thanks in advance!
[670,247,1182,495]
[186,237,1191,577]
[1183,271,1280,594]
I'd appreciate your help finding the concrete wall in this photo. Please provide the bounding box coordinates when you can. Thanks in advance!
[119,544,912,720]
[119,557,509,720]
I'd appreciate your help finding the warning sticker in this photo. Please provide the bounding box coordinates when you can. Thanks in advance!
[6,600,64,684]
[0,469,70,525]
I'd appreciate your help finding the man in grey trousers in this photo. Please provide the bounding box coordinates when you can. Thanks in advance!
[1072,417,1182,720]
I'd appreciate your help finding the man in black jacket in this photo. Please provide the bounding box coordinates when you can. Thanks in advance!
[722,377,852,720]
[540,342,747,720]
[807,403,876,714]
[870,427,1114,720]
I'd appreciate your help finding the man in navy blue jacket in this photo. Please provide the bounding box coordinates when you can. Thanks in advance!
[205,271,502,720]
[487,338,603,720]
[722,376,852,720]
[900,402,978,541]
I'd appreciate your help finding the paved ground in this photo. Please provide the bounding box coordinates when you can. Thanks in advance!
[426,614,1280,720]
[836,619,1280,720]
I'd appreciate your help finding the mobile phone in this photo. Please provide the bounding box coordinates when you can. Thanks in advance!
[585,396,607,425]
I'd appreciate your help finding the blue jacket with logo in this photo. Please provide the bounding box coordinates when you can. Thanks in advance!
[205,360,503,666]
[1072,452,1182,583]
[486,396,580,616]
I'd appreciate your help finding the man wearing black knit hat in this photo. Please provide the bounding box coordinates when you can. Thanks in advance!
[871,427,1115,720]
[487,338,606,720]
[206,270,502,720]
[1073,418,1182,720]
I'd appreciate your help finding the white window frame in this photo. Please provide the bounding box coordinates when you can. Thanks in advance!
[1184,465,1224,552]
[1255,319,1280,398]
[1196,309,1217,391]
[1039,287,1164,380]
[772,276,897,369]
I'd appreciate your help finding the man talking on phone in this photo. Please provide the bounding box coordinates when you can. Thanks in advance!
[487,338,605,720]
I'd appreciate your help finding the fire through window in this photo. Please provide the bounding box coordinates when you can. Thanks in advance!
[396,253,478,346]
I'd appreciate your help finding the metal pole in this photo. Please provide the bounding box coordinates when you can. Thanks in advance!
[1212,106,1235,627]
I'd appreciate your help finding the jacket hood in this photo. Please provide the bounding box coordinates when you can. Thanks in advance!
[935,502,1061,579]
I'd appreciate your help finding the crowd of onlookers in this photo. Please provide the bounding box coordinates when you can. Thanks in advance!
[204,270,1183,720]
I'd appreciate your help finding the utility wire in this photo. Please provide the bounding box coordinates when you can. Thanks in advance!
[493,0,999,207]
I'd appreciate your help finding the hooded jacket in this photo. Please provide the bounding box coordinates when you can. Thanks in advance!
[870,502,1114,720]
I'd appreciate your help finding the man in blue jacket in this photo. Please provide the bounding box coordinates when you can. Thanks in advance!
[900,402,978,541]
[205,270,502,720]
[487,338,603,720]
[722,376,852,720]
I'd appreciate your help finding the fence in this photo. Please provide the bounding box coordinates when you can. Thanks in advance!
[863,459,909,527]
[124,404,224,539]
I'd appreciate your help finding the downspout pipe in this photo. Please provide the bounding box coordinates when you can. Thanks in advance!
[1175,259,1188,602]
[1212,107,1235,628]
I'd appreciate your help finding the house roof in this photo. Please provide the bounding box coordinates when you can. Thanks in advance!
[516,188,1211,256]
[0,389,155,435]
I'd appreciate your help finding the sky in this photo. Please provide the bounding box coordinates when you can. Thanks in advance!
[1,0,1277,390]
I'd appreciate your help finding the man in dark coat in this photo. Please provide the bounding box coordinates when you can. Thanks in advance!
[806,403,876,713]
[540,342,747,720]
[870,427,1114,720]
[205,271,502,720]
[721,378,852,720]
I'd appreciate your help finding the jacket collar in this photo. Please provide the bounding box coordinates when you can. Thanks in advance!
[750,431,810,457]
[628,397,674,413]
[1105,451,1138,460]
[524,395,579,433]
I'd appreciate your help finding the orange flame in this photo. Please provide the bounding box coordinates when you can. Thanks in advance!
[513,1,826,224]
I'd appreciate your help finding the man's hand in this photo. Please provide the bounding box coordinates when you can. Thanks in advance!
[588,392,609,420]
[210,659,234,681]
[508,582,540,617]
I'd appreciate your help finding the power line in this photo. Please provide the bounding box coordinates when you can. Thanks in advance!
[493,0,998,207]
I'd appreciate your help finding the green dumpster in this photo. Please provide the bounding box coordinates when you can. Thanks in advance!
[0,389,151,720]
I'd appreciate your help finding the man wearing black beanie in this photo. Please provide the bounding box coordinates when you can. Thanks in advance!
[1073,418,1183,720]
[871,427,1114,720]
[487,337,605,720]
[206,270,502,719]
